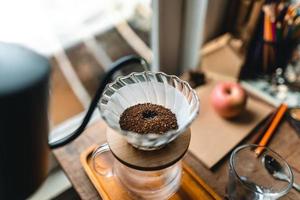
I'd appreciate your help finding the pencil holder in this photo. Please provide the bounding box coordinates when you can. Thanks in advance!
[261,39,297,74]
[241,39,298,78]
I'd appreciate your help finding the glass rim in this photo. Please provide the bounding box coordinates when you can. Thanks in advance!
[229,144,294,197]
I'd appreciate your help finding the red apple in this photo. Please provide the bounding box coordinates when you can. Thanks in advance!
[210,82,248,118]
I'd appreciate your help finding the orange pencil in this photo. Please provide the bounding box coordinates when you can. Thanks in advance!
[255,104,288,156]
[263,5,275,41]
[263,10,270,72]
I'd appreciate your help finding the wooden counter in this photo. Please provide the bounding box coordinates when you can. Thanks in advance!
[53,116,300,199]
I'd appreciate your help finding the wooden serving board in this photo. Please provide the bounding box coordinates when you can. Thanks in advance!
[80,145,222,200]
[189,80,272,168]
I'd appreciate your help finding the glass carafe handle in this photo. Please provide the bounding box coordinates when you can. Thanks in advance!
[48,55,149,149]
[92,143,113,177]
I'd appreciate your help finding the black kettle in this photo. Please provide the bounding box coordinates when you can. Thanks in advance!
[0,42,149,199]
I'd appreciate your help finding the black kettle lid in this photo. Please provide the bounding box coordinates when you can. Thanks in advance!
[0,42,50,96]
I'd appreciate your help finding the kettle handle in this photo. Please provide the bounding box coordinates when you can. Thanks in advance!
[49,55,150,149]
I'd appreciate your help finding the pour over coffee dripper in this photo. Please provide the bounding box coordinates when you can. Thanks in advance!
[99,71,199,150]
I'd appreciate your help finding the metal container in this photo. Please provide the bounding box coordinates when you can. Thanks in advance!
[0,43,50,199]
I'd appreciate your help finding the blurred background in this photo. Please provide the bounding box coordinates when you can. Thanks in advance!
[2,0,300,199]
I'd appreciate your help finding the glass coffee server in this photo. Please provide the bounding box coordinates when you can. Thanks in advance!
[85,57,200,199]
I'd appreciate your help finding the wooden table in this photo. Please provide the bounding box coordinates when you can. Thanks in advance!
[53,117,300,200]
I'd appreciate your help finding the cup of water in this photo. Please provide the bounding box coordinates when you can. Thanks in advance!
[227,144,294,200]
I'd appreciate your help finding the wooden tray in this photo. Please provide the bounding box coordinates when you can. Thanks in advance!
[80,145,222,200]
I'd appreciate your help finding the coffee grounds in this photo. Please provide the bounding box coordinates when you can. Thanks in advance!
[119,103,178,134]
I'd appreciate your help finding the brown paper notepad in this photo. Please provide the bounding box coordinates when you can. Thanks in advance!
[189,81,272,168]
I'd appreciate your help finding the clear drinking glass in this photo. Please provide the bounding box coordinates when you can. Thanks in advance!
[228,144,294,200]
